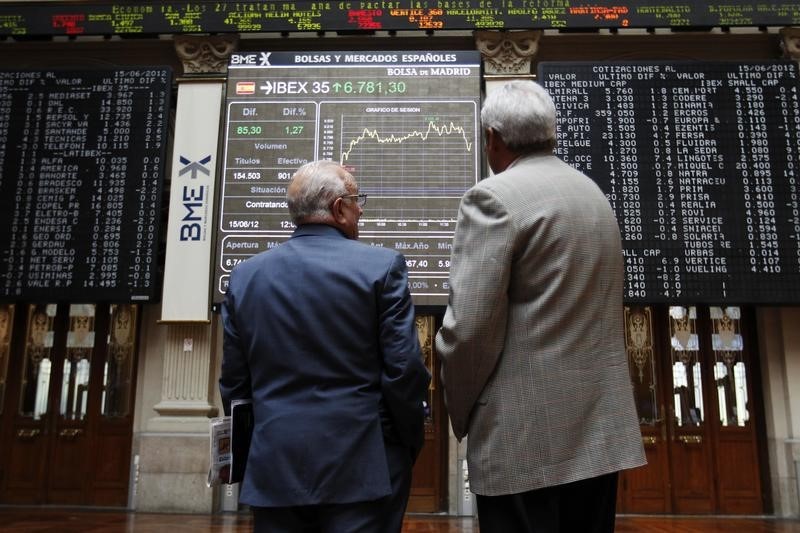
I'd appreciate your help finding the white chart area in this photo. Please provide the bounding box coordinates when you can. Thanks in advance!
[320,100,479,224]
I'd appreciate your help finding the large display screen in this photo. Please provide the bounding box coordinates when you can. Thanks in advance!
[214,51,481,306]
[1,1,799,36]
[0,68,172,302]
[539,61,800,304]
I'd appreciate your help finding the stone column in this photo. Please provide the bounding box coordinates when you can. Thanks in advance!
[475,29,542,84]
[150,324,218,426]
[758,307,800,517]
[773,27,800,518]
[136,35,237,514]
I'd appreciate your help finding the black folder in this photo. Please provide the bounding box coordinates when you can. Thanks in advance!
[229,399,254,484]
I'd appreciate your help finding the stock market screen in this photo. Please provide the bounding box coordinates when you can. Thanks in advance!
[213,51,481,306]
[0,68,171,302]
[540,61,800,304]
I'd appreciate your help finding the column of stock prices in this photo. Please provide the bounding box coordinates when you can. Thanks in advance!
[539,61,800,304]
[215,51,481,306]
[0,68,171,302]
[1,1,800,36]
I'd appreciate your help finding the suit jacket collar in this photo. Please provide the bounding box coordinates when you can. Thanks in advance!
[506,151,554,170]
[292,223,348,240]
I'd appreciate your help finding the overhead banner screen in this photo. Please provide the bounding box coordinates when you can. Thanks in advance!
[214,51,481,307]
[1,1,799,36]
[0,68,172,303]
[539,61,800,304]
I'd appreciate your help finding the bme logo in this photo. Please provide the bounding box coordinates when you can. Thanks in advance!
[178,155,211,241]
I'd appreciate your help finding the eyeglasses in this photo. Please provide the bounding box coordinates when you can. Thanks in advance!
[340,193,368,207]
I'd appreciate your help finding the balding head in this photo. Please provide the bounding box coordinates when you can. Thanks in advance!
[286,160,362,239]
[287,160,353,224]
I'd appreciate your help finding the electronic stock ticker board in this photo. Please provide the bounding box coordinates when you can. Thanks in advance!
[540,61,800,304]
[1,1,800,36]
[214,51,481,307]
[0,68,172,303]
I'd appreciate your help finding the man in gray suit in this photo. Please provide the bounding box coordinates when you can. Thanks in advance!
[435,80,646,532]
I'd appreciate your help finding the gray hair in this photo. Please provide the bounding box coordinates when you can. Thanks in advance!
[287,160,351,224]
[480,80,557,153]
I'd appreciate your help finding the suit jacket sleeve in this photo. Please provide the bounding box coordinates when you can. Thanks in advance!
[219,282,252,416]
[435,186,513,440]
[379,253,431,459]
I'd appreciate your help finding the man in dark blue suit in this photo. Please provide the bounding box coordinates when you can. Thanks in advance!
[220,160,430,533]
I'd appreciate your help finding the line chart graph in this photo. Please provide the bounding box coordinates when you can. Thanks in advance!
[319,101,478,219]
[341,119,474,161]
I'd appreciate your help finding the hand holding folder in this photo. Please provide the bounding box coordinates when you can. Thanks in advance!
[207,399,254,486]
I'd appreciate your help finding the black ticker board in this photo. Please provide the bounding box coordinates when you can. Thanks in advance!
[538,61,800,304]
[0,1,799,36]
[0,68,172,303]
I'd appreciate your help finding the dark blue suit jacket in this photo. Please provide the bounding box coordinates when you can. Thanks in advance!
[220,224,430,508]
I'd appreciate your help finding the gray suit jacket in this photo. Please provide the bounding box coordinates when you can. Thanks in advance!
[435,153,646,496]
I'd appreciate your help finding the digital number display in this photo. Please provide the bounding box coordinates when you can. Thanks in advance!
[539,61,800,304]
[0,1,799,36]
[213,51,482,306]
[0,68,172,302]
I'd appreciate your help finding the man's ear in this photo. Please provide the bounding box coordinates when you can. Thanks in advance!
[485,127,502,154]
[331,197,347,224]
[485,127,501,153]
